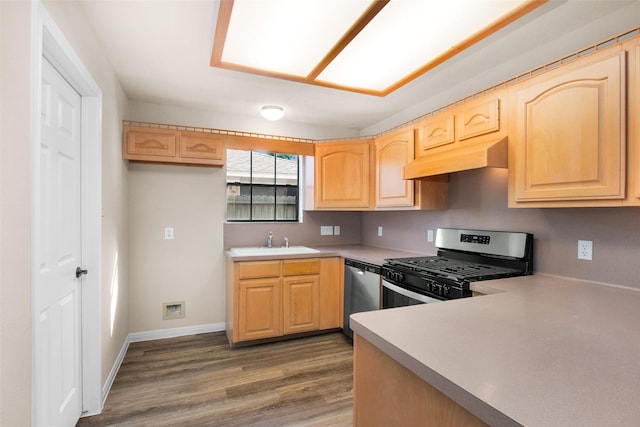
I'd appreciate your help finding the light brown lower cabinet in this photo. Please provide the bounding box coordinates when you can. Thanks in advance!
[282,275,319,334]
[354,334,488,427]
[226,257,343,345]
[237,278,282,341]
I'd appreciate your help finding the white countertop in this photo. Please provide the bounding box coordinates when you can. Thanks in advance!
[226,244,427,266]
[350,274,640,427]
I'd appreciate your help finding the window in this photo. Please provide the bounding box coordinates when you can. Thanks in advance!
[226,149,299,221]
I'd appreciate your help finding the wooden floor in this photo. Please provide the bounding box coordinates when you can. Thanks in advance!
[77,331,354,427]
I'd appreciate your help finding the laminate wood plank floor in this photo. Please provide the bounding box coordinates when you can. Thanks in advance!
[76,332,354,427]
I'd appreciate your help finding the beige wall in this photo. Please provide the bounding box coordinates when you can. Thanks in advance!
[0,2,33,425]
[128,163,226,332]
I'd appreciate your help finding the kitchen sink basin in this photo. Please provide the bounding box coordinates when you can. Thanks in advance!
[229,246,320,256]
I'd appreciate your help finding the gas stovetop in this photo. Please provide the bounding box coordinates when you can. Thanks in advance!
[382,228,534,300]
[386,256,523,282]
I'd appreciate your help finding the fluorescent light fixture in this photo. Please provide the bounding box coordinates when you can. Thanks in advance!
[211,0,545,96]
[261,105,284,121]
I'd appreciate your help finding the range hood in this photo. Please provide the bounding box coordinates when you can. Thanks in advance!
[403,136,508,179]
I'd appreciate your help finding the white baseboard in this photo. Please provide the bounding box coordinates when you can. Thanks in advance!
[100,334,131,409]
[128,322,226,343]
[98,322,226,411]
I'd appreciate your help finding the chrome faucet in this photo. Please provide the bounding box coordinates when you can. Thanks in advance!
[267,231,273,248]
[284,237,289,248]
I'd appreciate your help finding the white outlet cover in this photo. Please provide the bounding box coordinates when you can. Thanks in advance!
[320,225,334,236]
[427,229,434,242]
[334,226,341,235]
[578,240,593,260]
[378,226,383,237]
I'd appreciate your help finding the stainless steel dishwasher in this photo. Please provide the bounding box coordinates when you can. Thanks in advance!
[343,258,381,339]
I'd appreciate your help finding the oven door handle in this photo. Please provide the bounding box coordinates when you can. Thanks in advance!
[382,280,442,304]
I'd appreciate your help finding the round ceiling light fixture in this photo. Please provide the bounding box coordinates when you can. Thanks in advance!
[260,105,284,121]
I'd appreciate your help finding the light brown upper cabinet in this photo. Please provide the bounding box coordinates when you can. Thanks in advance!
[406,91,508,179]
[457,98,500,141]
[375,129,448,210]
[314,140,374,210]
[623,36,640,204]
[416,94,503,160]
[375,129,416,207]
[417,113,455,155]
[123,125,225,167]
[508,48,626,207]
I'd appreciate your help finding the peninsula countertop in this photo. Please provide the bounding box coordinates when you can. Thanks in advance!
[350,274,640,426]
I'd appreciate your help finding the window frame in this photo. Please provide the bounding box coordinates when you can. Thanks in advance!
[226,149,300,223]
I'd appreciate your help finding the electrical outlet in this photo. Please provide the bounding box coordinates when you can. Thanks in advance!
[320,225,334,236]
[377,226,383,237]
[578,240,592,260]
[427,229,434,242]
[334,226,341,235]
[164,227,174,240]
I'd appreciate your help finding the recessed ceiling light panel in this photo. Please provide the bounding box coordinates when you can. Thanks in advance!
[222,0,371,77]
[212,0,546,95]
[317,0,530,91]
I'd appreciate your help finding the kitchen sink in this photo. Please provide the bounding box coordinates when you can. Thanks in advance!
[229,246,320,256]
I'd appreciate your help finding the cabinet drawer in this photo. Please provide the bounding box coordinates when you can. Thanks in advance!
[238,260,281,279]
[179,131,225,163]
[283,258,320,276]
[127,128,177,157]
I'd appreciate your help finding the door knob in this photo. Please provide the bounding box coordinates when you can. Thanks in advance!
[75,267,88,278]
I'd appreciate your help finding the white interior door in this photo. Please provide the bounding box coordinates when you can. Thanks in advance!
[35,57,84,426]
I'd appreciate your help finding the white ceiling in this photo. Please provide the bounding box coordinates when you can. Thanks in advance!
[77,0,640,134]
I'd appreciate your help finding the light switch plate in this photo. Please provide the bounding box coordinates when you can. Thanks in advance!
[427,229,434,242]
[378,226,383,237]
[320,225,334,236]
[334,226,341,235]
[164,227,174,240]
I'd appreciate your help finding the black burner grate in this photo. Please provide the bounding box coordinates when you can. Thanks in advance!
[387,256,521,281]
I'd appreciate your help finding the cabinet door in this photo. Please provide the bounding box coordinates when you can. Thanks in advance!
[283,275,320,334]
[375,129,415,208]
[457,98,499,141]
[314,141,373,209]
[511,50,625,204]
[418,113,454,154]
[179,131,225,166]
[237,278,282,341]
[625,38,640,203]
[125,127,178,159]
[319,257,343,330]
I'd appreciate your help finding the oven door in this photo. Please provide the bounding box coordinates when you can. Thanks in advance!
[381,279,442,309]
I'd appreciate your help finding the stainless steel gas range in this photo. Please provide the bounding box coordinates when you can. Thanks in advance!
[381,228,533,308]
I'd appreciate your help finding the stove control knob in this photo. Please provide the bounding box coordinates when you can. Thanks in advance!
[432,283,441,295]
[394,272,404,282]
[442,285,451,296]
